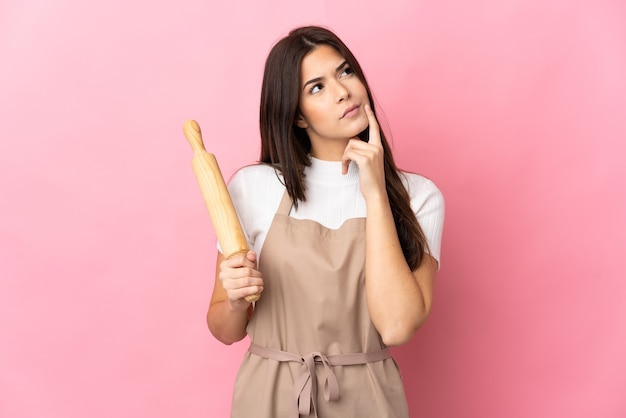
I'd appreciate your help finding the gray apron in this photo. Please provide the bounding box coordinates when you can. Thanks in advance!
[231,190,409,417]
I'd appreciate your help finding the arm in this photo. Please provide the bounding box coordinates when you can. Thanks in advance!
[207,251,264,345]
[364,196,437,346]
[342,105,436,347]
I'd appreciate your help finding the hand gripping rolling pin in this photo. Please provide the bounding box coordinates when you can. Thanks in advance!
[183,120,260,302]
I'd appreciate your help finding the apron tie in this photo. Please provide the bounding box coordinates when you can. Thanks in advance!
[248,343,391,417]
[293,351,340,416]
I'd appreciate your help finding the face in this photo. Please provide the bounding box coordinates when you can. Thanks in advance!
[296,44,370,160]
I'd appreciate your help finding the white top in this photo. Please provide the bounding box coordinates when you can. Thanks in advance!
[225,157,445,266]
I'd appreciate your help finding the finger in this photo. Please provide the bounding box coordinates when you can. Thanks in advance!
[344,139,377,160]
[246,251,257,265]
[343,147,367,165]
[222,265,262,281]
[224,276,264,292]
[342,138,373,174]
[226,284,264,305]
[341,158,351,175]
[222,252,256,269]
[220,272,264,295]
[341,140,356,175]
[364,104,381,146]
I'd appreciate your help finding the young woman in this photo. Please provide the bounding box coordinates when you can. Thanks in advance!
[207,26,444,417]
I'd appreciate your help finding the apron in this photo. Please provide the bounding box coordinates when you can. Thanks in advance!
[231,190,409,418]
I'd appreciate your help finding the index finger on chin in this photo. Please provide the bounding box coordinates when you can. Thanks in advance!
[364,104,381,145]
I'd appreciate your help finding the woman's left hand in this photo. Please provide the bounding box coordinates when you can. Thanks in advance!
[341,104,386,201]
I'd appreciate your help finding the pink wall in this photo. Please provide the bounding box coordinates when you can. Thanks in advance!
[1,1,624,417]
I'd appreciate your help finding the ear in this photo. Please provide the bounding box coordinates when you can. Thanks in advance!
[295,113,308,129]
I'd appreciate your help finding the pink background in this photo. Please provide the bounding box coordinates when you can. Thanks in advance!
[1,0,625,417]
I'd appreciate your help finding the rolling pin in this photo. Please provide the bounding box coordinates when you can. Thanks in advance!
[183,120,260,302]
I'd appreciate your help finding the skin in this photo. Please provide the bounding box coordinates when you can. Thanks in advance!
[207,45,437,346]
[295,45,370,160]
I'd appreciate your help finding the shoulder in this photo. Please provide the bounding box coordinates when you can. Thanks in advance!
[228,163,284,192]
[227,163,285,213]
[229,163,281,184]
[399,171,444,211]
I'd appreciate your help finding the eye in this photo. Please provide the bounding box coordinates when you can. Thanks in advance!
[340,66,354,77]
[309,83,323,94]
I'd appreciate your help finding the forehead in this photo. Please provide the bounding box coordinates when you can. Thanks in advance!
[300,45,345,79]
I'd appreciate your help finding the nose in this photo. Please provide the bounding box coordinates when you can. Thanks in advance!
[334,80,350,102]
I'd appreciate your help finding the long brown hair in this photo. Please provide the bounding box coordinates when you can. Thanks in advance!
[259,26,428,270]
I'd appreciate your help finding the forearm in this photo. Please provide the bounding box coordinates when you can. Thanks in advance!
[207,251,262,345]
[207,301,249,345]
[365,195,431,346]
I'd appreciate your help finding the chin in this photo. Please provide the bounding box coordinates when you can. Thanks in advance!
[357,127,370,142]
[350,120,370,140]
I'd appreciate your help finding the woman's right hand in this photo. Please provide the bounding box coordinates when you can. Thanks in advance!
[218,250,264,311]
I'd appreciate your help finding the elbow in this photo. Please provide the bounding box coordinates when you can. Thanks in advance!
[381,329,414,347]
[380,309,432,347]
[214,334,244,346]
[380,320,419,347]
[208,324,240,345]
[206,310,248,346]
[207,322,246,346]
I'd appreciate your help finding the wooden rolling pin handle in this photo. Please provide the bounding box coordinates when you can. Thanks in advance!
[183,120,261,302]
[183,119,206,155]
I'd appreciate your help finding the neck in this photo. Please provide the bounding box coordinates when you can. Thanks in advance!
[309,139,350,161]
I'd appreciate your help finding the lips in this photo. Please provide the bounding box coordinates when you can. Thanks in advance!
[341,104,360,119]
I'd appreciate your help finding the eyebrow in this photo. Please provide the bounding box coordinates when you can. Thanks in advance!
[302,60,348,92]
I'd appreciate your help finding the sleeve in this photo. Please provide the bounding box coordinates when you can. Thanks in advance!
[406,175,445,268]
[217,164,284,256]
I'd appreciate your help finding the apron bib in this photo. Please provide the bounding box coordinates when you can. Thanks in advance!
[231,191,409,418]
